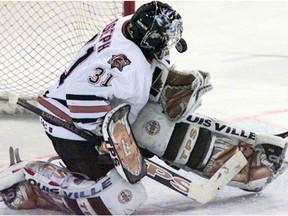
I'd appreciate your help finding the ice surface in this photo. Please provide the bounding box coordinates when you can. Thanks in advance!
[0,1,288,215]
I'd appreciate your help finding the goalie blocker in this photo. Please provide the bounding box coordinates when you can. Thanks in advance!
[102,104,147,184]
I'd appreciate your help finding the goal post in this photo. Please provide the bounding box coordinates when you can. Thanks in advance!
[123,1,136,16]
[0,1,135,113]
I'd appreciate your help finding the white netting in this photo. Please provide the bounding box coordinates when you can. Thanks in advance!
[0,1,126,103]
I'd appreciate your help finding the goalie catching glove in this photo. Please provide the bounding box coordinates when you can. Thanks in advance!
[160,67,212,121]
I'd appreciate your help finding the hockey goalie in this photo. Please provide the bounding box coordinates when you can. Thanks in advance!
[0,62,287,215]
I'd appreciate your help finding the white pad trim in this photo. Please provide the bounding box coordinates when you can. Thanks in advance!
[256,133,287,148]
[0,161,28,191]
[184,113,257,145]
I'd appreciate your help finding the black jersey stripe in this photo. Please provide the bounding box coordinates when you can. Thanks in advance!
[52,98,68,107]
[72,117,102,124]
[86,33,98,44]
[43,91,68,107]
[66,94,107,101]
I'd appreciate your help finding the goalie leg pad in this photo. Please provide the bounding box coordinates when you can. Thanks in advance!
[0,147,28,191]
[0,181,38,210]
[202,134,285,192]
[92,169,147,215]
[0,147,38,210]
[24,161,146,215]
[0,148,69,212]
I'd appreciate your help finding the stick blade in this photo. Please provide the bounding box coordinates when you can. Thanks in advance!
[188,151,248,204]
[188,184,211,204]
[8,93,19,105]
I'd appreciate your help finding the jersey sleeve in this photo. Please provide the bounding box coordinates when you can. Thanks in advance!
[109,57,151,124]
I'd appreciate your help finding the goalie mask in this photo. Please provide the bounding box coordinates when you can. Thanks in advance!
[129,1,183,60]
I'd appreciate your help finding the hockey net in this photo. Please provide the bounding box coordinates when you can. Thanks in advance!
[0,1,135,114]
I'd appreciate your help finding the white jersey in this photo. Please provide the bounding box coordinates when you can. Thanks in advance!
[38,15,157,140]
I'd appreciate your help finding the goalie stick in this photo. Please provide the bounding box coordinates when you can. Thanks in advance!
[188,151,247,203]
[9,96,288,204]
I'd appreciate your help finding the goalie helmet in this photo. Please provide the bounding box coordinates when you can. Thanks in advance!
[128,1,183,60]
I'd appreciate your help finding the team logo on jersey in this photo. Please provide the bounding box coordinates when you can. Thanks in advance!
[107,54,131,72]
[118,189,132,204]
[145,120,161,135]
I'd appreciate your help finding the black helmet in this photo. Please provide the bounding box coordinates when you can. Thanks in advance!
[128,1,183,60]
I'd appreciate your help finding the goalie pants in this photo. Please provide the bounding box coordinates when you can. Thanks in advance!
[46,133,114,180]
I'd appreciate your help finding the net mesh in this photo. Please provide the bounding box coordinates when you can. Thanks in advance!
[0,1,125,102]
